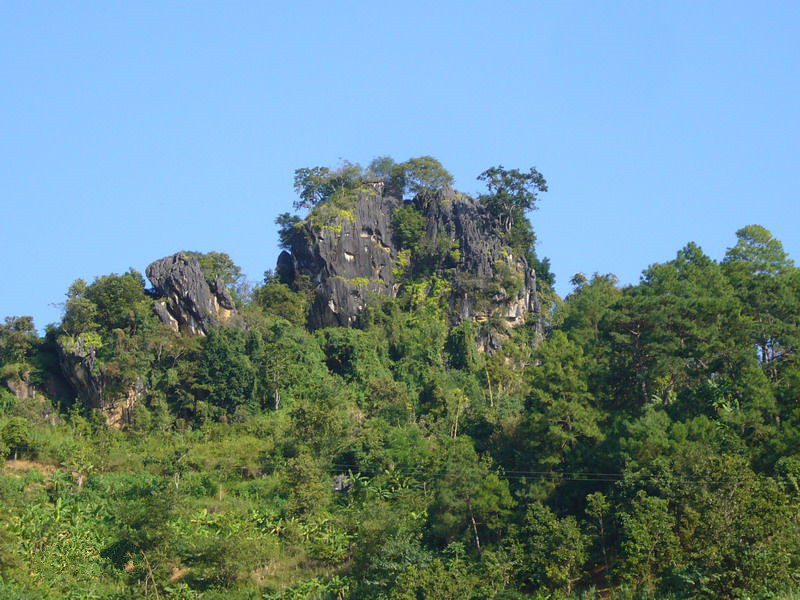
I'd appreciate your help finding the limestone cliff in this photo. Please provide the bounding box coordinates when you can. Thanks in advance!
[418,188,542,350]
[146,252,236,336]
[278,182,542,350]
[278,181,399,329]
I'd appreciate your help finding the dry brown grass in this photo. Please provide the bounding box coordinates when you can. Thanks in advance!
[2,458,57,476]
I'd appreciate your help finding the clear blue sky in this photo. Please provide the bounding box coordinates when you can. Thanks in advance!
[2,2,798,329]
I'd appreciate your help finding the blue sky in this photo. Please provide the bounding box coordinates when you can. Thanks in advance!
[1,1,798,329]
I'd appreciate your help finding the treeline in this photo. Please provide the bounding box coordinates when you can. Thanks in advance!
[0,207,799,596]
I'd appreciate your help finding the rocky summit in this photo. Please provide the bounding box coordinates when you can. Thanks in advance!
[277,180,542,350]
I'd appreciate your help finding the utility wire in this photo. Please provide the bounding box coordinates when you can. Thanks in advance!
[218,458,765,485]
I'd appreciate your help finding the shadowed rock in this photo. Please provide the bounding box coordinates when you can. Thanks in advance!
[57,334,105,408]
[56,333,143,426]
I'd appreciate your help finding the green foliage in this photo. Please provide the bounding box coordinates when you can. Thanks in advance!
[426,437,514,551]
[515,502,590,594]
[197,327,257,416]
[275,212,302,250]
[525,331,604,467]
[295,156,453,211]
[282,453,332,516]
[394,156,454,197]
[2,215,800,598]
[391,203,427,252]
[293,161,365,210]
[0,317,37,365]
[317,327,391,383]
[478,165,546,235]
[0,417,31,459]
[62,270,155,339]
[446,321,480,372]
[252,279,308,325]
[617,490,680,592]
[185,250,243,286]
[723,225,800,375]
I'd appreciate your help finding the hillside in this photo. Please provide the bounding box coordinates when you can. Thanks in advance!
[0,157,799,599]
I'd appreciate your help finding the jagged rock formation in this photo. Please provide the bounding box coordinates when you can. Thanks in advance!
[419,188,542,350]
[279,181,399,328]
[279,183,542,350]
[146,252,236,336]
[54,252,236,425]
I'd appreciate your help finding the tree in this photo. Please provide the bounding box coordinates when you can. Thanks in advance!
[515,501,590,594]
[185,251,243,287]
[196,327,257,416]
[252,280,308,325]
[293,161,364,210]
[722,225,799,372]
[275,212,301,251]
[396,156,453,197]
[0,417,31,460]
[61,279,99,335]
[391,203,427,253]
[82,269,153,335]
[0,316,37,365]
[477,165,547,233]
[602,243,746,411]
[586,491,611,572]
[445,321,480,372]
[367,155,405,192]
[283,453,333,515]
[560,273,621,350]
[293,166,333,209]
[426,437,514,552]
[617,490,680,592]
[723,224,793,276]
[525,330,604,467]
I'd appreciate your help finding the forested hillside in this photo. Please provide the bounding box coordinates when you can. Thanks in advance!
[1,158,799,599]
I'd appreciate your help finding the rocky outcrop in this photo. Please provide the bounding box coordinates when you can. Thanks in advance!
[57,334,105,409]
[4,370,37,401]
[279,182,542,350]
[56,333,144,426]
[146,252,235,336]
[53,253,236,425]
[418,188,542,350]
[281,181,400,328]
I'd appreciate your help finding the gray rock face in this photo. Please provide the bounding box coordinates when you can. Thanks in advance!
[146,252,235,336]
[279,183,542,350]
[418,188,542,350]
[283,183,400,328]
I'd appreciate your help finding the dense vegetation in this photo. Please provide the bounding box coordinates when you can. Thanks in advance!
[1,159,799,599]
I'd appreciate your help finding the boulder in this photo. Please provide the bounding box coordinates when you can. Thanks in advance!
[146,252,235,336]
